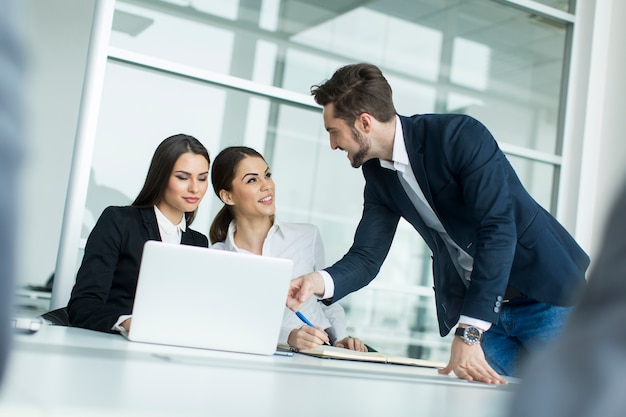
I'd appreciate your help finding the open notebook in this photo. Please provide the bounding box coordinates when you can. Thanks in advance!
[285,344,446,368]
[128,241,294,355]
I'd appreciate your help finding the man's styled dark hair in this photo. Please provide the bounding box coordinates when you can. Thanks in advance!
[310,63,396,126]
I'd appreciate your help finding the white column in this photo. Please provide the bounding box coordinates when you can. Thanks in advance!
[51,0,116,309]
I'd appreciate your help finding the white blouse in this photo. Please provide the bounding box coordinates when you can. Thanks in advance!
[154,205,186,244]
[211,218,349,345]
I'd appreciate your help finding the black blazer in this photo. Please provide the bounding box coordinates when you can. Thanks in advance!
[325,114,590,336]
[67,206,208,333]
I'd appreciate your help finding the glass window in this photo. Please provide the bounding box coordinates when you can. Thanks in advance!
[84,61,228,239]
[507,156,556,210]
[111,0,569,159]
[81,0,576,361]
[532,0,574,12]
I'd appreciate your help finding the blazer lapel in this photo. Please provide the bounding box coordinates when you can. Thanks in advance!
[139,207,161,241]
[396,116,437,251]
[401,116,435,206]
[181,227,196,245]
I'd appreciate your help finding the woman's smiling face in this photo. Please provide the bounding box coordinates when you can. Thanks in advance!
[220,156,275,219]
[157,151,209,224]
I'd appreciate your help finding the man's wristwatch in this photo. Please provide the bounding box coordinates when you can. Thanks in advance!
[455,326,483,345]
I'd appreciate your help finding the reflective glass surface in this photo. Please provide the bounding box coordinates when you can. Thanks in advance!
[113,0,569,154]
[86,0,574,360]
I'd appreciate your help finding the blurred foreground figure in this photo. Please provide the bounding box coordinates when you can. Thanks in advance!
[0,0,26,384]
[509,180,626,417]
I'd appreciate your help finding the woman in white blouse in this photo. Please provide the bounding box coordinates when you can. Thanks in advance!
[209,146,367,351]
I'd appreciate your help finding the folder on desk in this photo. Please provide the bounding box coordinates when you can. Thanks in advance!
[290,345,446,369]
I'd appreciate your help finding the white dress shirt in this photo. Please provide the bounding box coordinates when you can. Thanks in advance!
[211,218,349,345]
[154,205,186,244]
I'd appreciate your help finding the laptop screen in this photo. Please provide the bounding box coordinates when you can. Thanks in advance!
[128,241,293,355]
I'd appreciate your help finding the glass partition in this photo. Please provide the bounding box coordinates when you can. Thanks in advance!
[83,0,576,361]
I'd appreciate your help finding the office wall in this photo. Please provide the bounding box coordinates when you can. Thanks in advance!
[17,0,94,287]
[590,0,626,255]
[574,0,626,262]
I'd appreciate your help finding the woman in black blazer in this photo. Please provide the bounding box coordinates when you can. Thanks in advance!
[67,134,210,333]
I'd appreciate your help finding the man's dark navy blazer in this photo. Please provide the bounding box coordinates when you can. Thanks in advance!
[325,114,589,336]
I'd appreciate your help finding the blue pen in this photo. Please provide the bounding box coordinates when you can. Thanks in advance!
[295,311,314,327]
[295,311,331,345]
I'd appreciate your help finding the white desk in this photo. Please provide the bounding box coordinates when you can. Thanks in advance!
[0,326,516,417]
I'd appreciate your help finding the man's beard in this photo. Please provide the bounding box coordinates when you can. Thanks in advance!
[351,128,371,168]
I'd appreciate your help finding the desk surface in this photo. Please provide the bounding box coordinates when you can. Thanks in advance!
[0,325,516,417]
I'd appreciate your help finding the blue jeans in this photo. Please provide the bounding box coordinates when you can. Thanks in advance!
[481,297,573,377]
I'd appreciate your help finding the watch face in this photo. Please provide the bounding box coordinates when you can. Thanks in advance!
[455,326,483,345]
[464,327,482,345]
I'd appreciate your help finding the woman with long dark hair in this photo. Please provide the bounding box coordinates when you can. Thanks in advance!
[68,134,210,333]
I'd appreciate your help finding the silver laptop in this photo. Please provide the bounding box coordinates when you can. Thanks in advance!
[127,240,293,355]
